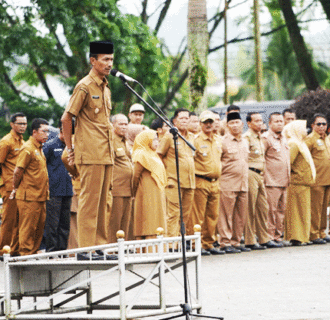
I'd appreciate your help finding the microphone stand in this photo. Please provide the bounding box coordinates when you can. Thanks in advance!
[118,79,223,320]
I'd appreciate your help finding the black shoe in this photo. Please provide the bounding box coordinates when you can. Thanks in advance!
[306,241,313,245]
[201,248,211,256]
[96,250,118,260]
[77,252,104,261]
[245,243,266,250]
[213,241,220,248]
[323,235,330,243]
[261,240,283,248]
[281,240,292,247]
[290,240,306,247]
[273,240,284,247]
[223,246,241,254]
[207,248,225,255]
[233,245,251,252]
[312,238,327,245]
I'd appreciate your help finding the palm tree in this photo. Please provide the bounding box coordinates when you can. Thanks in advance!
[187,0,209,111]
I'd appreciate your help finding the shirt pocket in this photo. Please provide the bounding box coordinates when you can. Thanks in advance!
[115,148,126,158]
[249,144,261,158]
[228,148,239,160]
[89,95,103,120]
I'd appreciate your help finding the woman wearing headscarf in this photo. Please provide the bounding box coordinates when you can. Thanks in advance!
[132,130,167,239]
[284,120,316,246]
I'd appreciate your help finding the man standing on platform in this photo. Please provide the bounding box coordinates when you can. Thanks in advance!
[41,120,73,252]
[305,113,330,244]
[61,41,116,260]
[218,112,250,254]
[191,111,224,255]
[263,112,290,246]
[0,113,27,259]
[12,118,49,256]
[109,114,133,243]
[243,112,281,250]
[157,108,195,237]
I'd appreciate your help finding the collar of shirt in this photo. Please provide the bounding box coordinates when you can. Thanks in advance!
[114,131,126,142]
[228,132,242,142]
[311,130,325,140]
[10,129,23,142]
[248,128,261,140]
[29,136,43,149]
[269,129,282,140]
[89,68,108,88]
[200,131,213,142]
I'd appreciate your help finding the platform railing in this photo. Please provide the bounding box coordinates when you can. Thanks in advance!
[0,225,202,320]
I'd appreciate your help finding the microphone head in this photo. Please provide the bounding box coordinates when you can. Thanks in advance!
[110,69,118,77]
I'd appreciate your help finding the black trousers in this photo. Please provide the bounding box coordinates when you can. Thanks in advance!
[41,196,72,252]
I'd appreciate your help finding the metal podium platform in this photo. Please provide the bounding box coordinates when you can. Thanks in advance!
[0,227,202,320]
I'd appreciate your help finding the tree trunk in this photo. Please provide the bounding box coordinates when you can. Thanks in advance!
[278,0,319,91]
[319,0,330,21]
[187,0,209,112]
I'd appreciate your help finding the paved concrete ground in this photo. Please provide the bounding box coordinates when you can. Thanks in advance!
[1,243,330,320]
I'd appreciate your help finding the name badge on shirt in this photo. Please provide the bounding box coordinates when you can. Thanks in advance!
[54,148,63,152]
[92,95,100,99]
[14,148,20,151]
[317,139,323,146]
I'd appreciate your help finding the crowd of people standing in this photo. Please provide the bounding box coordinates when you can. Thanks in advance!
[0,40,329,261]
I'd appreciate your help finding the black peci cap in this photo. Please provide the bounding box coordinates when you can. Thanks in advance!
[90,41,114,54]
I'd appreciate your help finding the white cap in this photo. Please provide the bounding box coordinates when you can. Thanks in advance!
[129,103,145,113]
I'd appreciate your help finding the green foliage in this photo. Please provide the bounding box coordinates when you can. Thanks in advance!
[0,0,175,134]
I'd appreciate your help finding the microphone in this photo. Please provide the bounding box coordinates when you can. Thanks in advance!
[110,69,137,82]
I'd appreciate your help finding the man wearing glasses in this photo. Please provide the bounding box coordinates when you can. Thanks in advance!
[0,113,27,259]
[305,113,330,245]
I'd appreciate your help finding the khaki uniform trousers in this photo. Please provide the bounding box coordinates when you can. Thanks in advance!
[0,191,19,255]
[245,171,270,245]
[17,200,46,256]
[77,164,113,248]
[67,194,78,249]
[218,191,248,247]
[109,197,132,243]
[310,185,330,240]
[191,179,219,250]
[165,186,194,237]
[266,187,287,242]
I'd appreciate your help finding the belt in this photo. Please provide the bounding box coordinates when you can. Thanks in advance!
[195,174,218,182]
[249,167,262,175]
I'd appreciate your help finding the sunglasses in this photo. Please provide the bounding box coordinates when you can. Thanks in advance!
[315,122,327,126]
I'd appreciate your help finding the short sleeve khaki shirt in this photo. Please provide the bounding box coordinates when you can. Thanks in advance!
[0,130,24,191]
[157,131,195,188]
[220,133,249,191]
[16,137,49,201]
[263,130,290,187]
[243,128,265,172]
[65,69,114,165]
[112,132,133,197]
[305,131,330,186]
[194,132,222,179]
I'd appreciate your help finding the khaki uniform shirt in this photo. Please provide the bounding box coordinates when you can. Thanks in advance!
[0,130,24,191]
[157,131,195,188]
[112,132,133,197]
[305,131,330,186]
[65,68,114,165]
[289,142,314,186]
[194,132,222,179]
[220,133,249,192]
[263,130,290,187]
[243,128,265,172]
[16,137,49,201]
